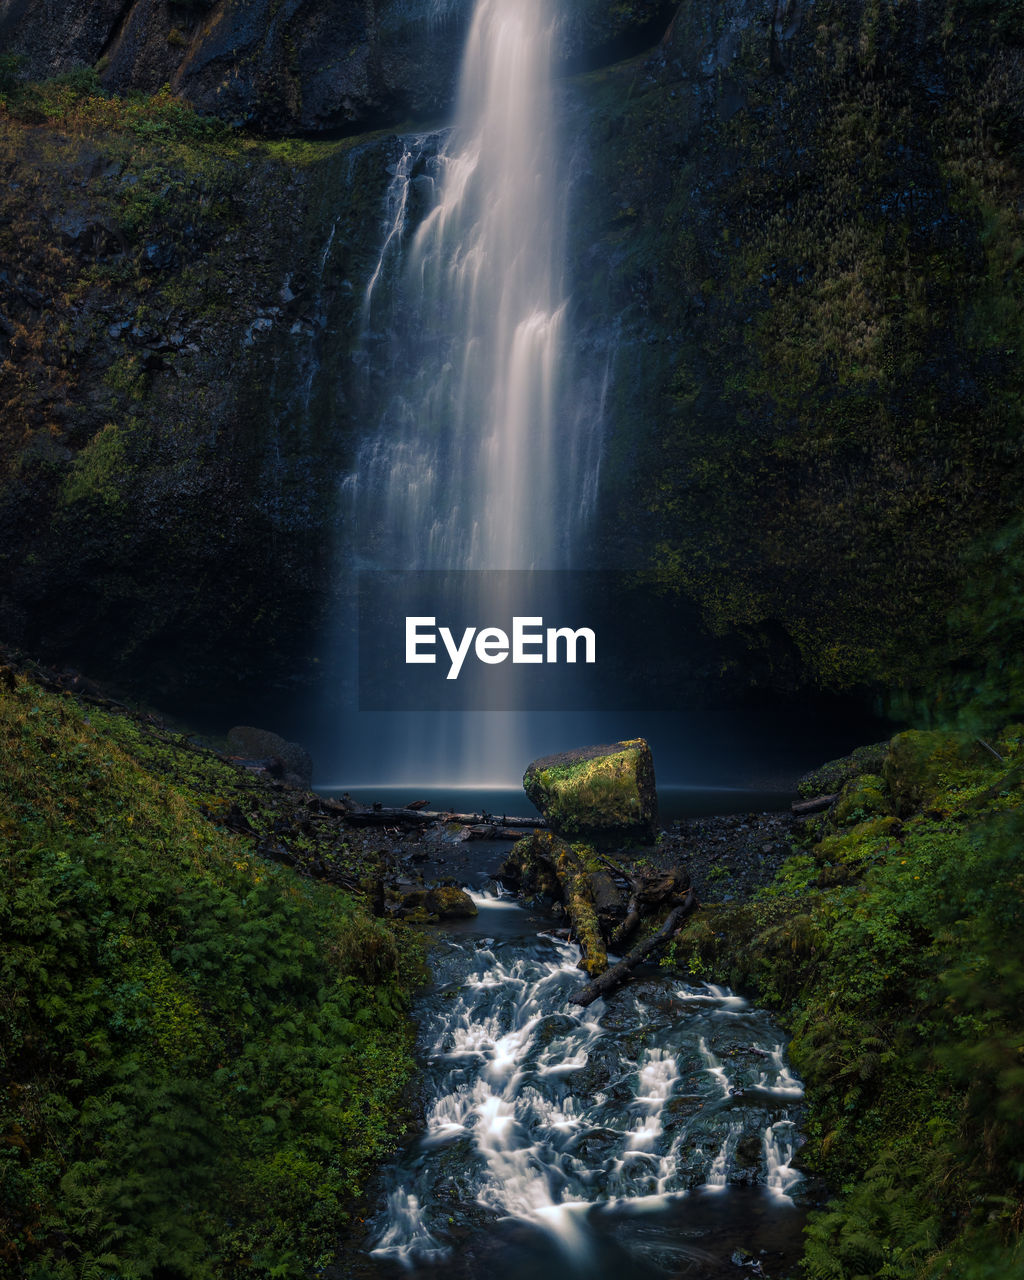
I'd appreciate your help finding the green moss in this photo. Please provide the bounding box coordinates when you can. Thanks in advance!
[523,740,656,842]
[798,743,890,798]
[60,421,132,507]
[575,0,1024,700]
[666,724,1024,1278]
[833,772,891,825]
[0,672,423,1277]
[883,729,989,816]
[813,814,901,865]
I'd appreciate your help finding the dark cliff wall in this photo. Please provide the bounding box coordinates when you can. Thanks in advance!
[0,86,404,703]
[0,0,467,132]
[0,0,1021,716]
[0,0,676,133]
[568,0,1024,704]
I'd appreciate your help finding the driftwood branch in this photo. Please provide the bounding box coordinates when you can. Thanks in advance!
[791,793,837,816]
[570,888,699,1007]
[457,823,537,841]
[977,737,1005,764]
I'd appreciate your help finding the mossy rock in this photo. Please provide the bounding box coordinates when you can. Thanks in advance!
[882,730,985,817]
[523,739,658,846]
[797,743,889,798]
[398,886,477,920]
[813,816,902,867]
[834,773,891,826]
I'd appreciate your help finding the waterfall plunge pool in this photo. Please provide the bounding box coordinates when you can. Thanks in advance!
[316,787,796,825]
[350,893,811,1280]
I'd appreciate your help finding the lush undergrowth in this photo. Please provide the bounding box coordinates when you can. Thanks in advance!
[0,670,423,1279]
[0,60,354,163]
[674,726,1024,1278]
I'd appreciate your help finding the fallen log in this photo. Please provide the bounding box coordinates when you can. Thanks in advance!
[456,824,532,841]
[499,831,608,976]
[343,805,546,829]
[608,864,691,951]
[569,888,699,1007]
[551,841,608,978]
[791,793,837,816]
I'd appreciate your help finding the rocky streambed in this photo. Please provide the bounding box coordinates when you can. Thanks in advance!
[337,886,814,1280]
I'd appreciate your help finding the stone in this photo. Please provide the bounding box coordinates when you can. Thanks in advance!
[397,886,477,919]
[227,725,313,786]
[523,739,658,846]
[882,730,984,817]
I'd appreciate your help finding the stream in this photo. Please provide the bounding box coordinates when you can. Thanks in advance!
[360,890,809,1279]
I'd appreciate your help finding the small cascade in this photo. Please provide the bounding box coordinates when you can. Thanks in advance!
[364,144,423,313]
[764,1121,802,1200]
[366,895,807,1277]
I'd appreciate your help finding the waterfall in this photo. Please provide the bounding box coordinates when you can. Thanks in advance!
[343,0,602,785]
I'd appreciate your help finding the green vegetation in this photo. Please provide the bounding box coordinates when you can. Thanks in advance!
[1,71,231,145]
[672,725,1024,1278]
[573,0,1024,701]
[0,670,423,1278]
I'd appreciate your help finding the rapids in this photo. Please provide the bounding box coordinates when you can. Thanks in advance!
[362,892,809,1279]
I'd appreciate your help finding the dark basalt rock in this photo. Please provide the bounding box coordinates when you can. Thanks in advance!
[0,0,681,135]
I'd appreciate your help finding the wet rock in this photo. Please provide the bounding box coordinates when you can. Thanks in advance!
[54,214,123,258]
[797,743,889,799]
[523,739,658,846]
[398,885,477,919]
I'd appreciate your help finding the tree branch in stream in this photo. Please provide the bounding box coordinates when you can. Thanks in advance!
[569,889,699,1007]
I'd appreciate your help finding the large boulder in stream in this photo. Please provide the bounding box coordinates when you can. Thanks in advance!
[397,886,478,920]
[523,739,658,847]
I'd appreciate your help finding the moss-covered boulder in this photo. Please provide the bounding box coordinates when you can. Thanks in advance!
[397,886,477,920]
[833,773,891,826]
[882,730,983,817]
[523,739,658,846]
[797,744,889,799]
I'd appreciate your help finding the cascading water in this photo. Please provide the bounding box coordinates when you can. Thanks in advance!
[363,893,809,1279]
[359,0,574,571]
[342,0,603,785]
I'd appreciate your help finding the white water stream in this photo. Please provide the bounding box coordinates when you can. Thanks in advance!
[366,894,806,1278]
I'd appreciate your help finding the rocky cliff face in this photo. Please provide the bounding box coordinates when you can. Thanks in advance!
[0,0,1021,717]
[0,86,406,706]
[0,0,676,133]
[566,0,1024,700]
